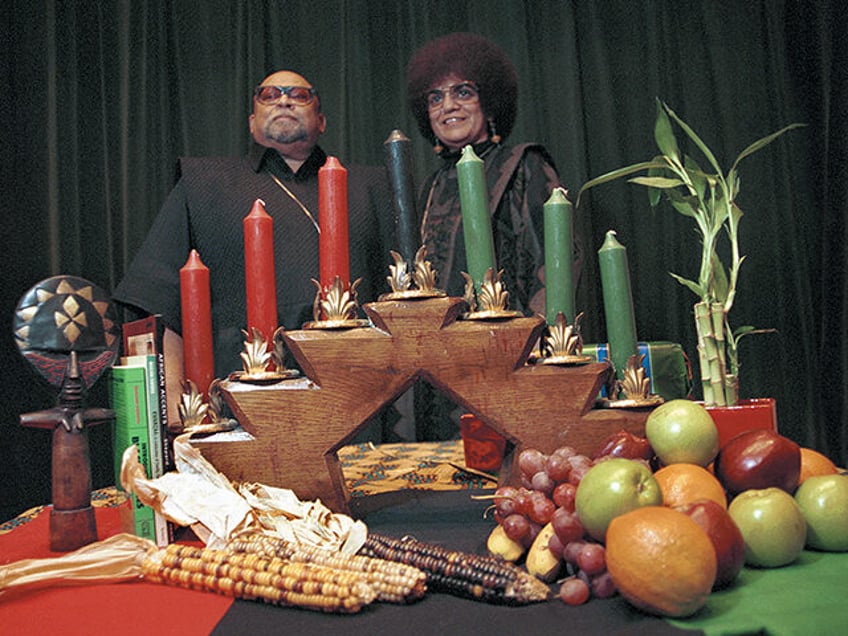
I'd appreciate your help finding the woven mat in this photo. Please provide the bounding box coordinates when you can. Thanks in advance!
[338,440,497,497]
[1,440,495,532]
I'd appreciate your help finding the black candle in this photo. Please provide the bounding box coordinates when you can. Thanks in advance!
[383,129,419,266]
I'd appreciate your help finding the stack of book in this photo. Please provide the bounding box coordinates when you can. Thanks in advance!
[110,315,173,546]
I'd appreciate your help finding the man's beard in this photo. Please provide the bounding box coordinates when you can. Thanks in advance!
[263,117,308,144]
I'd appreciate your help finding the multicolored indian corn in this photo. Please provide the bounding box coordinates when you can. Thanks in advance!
[142,543,376,613]
[360,532,551,604]
[226,533,427,603]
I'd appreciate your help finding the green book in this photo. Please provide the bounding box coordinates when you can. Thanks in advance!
[110,364,156,542]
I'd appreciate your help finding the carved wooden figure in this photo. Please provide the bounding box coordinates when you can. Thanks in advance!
[197,297,651,514]
[14,276,119,551]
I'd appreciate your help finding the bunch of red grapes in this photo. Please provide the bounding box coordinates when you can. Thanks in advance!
[491,446,616,605]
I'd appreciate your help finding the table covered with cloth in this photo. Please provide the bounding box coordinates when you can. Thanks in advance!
[2,441,847,635]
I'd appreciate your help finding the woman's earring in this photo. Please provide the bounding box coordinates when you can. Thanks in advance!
[433,139,444,154]
[489,119,502,144]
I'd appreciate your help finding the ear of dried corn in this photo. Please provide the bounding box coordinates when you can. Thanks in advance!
[360,533,551,604]
[227,532,427,604]
[142,543,376,613]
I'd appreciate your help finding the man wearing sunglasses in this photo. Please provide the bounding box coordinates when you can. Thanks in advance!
[249,73,326,171]
[113,70,391,435]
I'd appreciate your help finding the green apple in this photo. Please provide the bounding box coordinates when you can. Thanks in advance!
[645,399,719,467]
[575,458,662,541]
[728,487,807,567]
[794,474,848,552]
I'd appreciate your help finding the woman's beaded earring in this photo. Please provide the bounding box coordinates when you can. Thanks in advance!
[489,119,502,144]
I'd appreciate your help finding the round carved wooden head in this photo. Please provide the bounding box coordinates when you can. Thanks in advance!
[13,275,120,389]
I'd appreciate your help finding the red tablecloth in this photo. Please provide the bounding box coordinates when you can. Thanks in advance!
[0,503,232,636]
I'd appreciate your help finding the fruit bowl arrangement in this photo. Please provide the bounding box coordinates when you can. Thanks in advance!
[484,399,847,617]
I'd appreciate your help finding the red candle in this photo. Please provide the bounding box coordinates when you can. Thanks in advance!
[243,199,278,347]
[180,249,214,396]
[318,156,350,293]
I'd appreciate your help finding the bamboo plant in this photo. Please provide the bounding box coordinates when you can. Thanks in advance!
[578,101,802,407]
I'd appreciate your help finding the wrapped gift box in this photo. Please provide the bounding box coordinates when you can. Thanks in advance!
[583,341,692,400]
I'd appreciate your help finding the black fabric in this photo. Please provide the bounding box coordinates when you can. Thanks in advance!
[419,141,561,313]
[112,144,392,380]
[211,490,697,636]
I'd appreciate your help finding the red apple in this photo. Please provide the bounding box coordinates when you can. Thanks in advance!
[591,429,654,462]
[676,499,746,588]
[714,429,801,496]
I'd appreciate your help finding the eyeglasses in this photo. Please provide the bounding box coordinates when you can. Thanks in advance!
[254,85,317,106]
[426,82,480,110]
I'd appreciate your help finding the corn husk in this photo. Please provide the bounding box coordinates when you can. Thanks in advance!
[121,433,366,552]
[238,482,367,554]
[0,533,154,598]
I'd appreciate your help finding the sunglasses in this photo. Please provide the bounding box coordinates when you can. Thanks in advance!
[254,85,318,106]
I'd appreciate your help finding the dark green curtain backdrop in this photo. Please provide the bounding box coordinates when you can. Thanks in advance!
[2,0,845,521]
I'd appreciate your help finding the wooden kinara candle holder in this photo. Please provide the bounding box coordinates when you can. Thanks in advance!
[194,296,652,514]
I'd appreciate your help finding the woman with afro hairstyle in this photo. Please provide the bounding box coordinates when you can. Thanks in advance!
[404,33,578,441]
[407,31,575,315]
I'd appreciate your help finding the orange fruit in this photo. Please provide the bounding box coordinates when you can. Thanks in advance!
[654,463,727,509]
[606,506,717,617]
[798,447,839,484]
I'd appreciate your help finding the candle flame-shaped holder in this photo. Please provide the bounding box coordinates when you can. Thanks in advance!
[461,268,522,320]
[536,312,593,365]
[304,276,370,330]
[379,246,447,301]
[175,378,239,436]
[228,327,300,385]
[597,353,664,409]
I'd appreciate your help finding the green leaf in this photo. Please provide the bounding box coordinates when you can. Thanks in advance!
[663,103,724,178]
[727,201,743,232]
[726,170,739,199]
[654,100,680,161]
[665,188,700,219]
[647,164,664,207]
[684,155,707,199]
[669,272,704,299]
[576,160,667,207]
[629,176,685,189]
[711,191,730,232]
[730,123,806,173]
[733,325,777,339]
[711,253,729,303]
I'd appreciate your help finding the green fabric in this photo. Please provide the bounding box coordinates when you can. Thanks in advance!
[667,550,848,635]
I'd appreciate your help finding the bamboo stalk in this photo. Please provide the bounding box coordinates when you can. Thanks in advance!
[710,302,729,404]
[724,374,739,405]
[694,304,714,405]
[694,302,726,406]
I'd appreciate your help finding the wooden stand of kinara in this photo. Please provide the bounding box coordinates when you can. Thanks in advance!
[193,296,652,514]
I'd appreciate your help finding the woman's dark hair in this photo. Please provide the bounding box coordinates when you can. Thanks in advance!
[406,32,518,146]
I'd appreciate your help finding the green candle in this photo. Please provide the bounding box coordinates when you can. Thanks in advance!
[457,145,496,294]
[543,187,575,324]
[598,230,638,381]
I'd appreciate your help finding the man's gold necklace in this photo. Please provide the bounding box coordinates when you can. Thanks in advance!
[267,171,320,234]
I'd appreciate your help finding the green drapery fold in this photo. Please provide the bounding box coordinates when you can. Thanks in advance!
[2,0,845,521]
